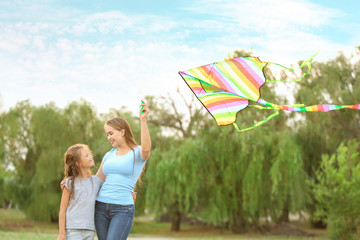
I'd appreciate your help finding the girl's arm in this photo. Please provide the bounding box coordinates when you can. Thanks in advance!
[139,100,151,160]
[95,161,106,181]
[57,187,70,240]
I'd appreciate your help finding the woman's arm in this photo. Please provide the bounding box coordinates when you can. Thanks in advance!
[57,187,70,240]
[95,161,106,182]
[139,100,151,160]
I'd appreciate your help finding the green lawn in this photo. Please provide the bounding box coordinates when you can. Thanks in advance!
[0,208,328,240]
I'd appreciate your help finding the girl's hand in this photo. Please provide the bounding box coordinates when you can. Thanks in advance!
[139,100,149,119]
[60,179,66,190]
[131,192,137,203]
[57,234,65,240]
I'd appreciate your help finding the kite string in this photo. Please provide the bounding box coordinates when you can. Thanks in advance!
[233,103,304,132]
[249,103,305,110]
[266,51,319,83]
[233,108,279,132]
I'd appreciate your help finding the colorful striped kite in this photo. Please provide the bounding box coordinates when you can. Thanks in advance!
[178,54,360,132]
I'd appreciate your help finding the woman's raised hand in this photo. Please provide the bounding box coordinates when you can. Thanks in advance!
[139,100,149,119]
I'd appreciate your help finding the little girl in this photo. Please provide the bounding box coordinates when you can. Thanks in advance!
[57,144,104,240]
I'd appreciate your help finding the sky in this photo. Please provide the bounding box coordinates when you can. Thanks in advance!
[0,0,359,114]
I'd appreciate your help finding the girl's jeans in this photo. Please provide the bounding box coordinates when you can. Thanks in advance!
[66,229,94,240]
[95,201,135,240]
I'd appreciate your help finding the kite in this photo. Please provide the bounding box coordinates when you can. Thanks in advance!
[178,53,360,132]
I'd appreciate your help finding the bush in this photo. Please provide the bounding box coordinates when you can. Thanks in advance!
[312,139,360,240]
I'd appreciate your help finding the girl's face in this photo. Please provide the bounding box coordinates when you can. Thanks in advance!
[105,124,124,148]
[78,148,94,168]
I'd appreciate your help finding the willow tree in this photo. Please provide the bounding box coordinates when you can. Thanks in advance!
[144,92,208,230]
[295,48,360,152]
[64,100,108,165]
[1,100,35,209]
[0,111,13,207]
[146,137,205,231]
[269,132,309,223]
[25,103,70,220]
[27,100,108,221]
[294,48,360,226]
[1,100,109,221]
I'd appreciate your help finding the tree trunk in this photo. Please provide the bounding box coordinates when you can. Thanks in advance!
[231,210,247,234]
[171,209,181,231]
[278,206,289,223]
[311,219,327,229]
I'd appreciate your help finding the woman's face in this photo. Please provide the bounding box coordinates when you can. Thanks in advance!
[104,124,124,148]
[78,148,94,168]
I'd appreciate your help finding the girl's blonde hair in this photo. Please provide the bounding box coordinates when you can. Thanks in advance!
[63,144,92,200]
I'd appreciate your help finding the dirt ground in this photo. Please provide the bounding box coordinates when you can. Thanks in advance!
[252,222,318,237]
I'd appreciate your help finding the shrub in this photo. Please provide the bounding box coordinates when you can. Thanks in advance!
[312,139,360,240]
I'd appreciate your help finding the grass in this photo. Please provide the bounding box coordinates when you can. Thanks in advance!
[0,208,328,239]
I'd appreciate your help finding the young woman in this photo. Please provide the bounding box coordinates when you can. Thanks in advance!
[57,144,104,240]
[94,100,151,240]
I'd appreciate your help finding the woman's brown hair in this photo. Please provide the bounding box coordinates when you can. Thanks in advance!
[63,144,92,200]
[104,117,138,149]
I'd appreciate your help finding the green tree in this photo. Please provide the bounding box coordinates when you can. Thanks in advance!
[295,48,360,149]
[25,103,69,221]
[1,100,35,209]
[269,132,309,223]
[1,100,109,221]
[295,48,360,226]
[311,139,360,240]
[0,112,13,208]
[145,92,207,231]
[146,138,203,231]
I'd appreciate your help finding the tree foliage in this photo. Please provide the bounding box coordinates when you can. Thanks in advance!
[0,100,109,220]
[311,140,360,240]
[294,48,360,227]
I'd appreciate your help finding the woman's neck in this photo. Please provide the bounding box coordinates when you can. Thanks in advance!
[116,144,132,155]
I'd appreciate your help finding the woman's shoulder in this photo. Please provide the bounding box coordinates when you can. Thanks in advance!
[103,148,117,159]
[133,145,142,154]
[133,146,147,161]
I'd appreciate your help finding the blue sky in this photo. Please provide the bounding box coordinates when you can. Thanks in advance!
[0,0,359,114]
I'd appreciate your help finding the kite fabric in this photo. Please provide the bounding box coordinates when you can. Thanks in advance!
[178,54,360,132]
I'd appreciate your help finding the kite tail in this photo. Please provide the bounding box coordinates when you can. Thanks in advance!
[232,100,360,132]
[232,103,312,132]
[266,51,319,83]
[257,99,360,112]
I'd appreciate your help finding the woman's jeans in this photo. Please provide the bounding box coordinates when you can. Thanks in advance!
[95,201,135,240]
